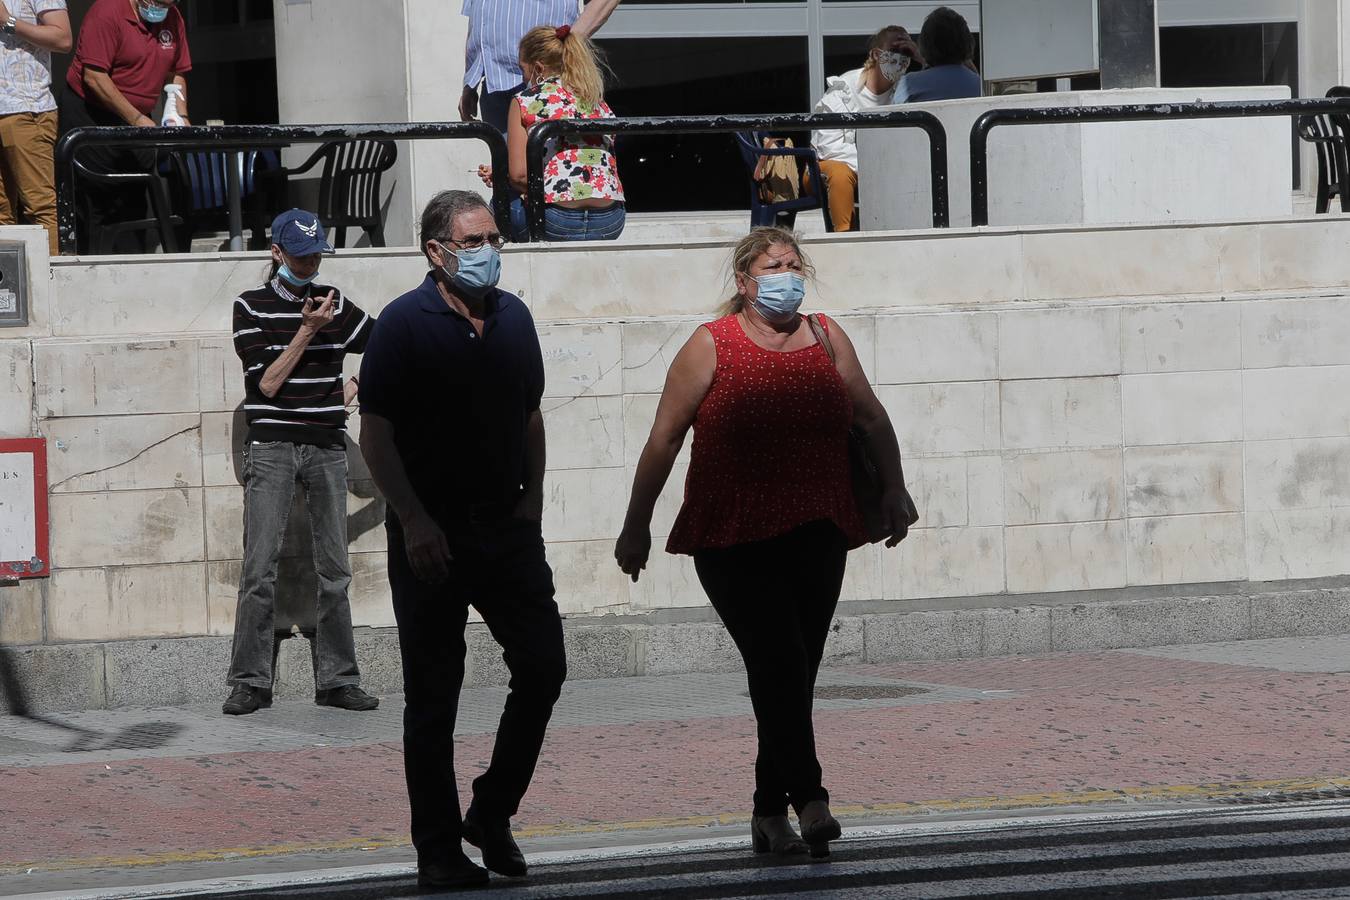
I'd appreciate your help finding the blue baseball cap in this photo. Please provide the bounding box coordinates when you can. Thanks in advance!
[270,209,334,256]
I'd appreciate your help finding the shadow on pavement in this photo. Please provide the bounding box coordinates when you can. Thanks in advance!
[0,640,183,753]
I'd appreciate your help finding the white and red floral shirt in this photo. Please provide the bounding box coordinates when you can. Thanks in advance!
[515,76,625,204]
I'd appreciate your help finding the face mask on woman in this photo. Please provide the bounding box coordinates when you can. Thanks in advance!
[748,272,806,323]
[876,50,909,83]
[440,243,502,297]
[138,2,170,23]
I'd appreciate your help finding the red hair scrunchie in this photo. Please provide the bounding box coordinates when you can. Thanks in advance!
[555,24,571,40]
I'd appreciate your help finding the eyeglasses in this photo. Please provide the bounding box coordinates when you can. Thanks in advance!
[440,234,505,251]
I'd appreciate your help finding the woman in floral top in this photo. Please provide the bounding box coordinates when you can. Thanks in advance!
[482,24,625,242]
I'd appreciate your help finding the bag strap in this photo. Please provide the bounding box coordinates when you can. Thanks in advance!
[806,313,838,368]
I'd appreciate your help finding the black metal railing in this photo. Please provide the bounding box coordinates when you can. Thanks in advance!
[54,122,512,255]
[525,111,950,241]
[969,98,1350,227]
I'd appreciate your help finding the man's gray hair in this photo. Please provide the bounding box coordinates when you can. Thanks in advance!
[420,190,491,257]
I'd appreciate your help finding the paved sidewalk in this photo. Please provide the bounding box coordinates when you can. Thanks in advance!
[1,635,1348,897]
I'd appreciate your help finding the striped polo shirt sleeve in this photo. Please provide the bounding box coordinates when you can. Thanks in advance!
[232,293,282,391]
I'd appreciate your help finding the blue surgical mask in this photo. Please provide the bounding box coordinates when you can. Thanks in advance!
[278,263,317,288]
[138,3,170,23]
[750,272,806,322]
[443,243,502,297]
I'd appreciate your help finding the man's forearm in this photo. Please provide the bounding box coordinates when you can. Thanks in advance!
[572,0,620,39]
[360,423,428,525]
[14,17,72,53]
[522,409,545,500]
[258,327,315,398]
[84,71,144,125]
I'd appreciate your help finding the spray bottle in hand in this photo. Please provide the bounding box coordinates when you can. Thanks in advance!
[161,85,185,127]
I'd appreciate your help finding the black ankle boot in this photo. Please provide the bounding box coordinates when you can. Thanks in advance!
[751,814,809,855]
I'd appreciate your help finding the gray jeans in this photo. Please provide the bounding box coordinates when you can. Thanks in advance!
[228,441,361,691]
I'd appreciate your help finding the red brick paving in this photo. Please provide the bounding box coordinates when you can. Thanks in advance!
[2,651,1349,869]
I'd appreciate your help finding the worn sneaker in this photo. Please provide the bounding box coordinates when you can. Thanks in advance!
[222,685,272,716]
[314,685,380,711]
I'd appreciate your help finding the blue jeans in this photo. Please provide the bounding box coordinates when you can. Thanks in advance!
[509,198,626,243]
[228,441,361,692]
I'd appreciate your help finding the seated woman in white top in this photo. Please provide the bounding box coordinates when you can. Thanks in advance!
[809,26,922,231]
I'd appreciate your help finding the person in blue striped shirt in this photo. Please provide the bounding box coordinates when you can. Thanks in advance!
[459,0,622,134]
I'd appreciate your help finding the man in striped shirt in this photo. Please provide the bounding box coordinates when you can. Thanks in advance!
[459,0,622,133]
[224,209,378,716]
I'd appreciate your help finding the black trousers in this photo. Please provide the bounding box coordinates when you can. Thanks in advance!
[57,88,158,253]
[693,519,849,817]
[387,509,566,866]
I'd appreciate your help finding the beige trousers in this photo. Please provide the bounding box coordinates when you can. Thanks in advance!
[0,110,60,256]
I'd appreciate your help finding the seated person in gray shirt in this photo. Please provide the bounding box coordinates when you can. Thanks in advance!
[904,6,981,102]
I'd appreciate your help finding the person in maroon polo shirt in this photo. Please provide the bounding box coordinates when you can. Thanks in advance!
[57,0,190,251]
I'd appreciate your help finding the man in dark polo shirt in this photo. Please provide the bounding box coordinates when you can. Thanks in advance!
[359,190,565,891]
[59,0,191,250]
[225,209,380,717]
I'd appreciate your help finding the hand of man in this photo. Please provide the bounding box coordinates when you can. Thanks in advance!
[133,114,156,127]
[881,486,920,548]
[899,36,924,67]
[0,3,11,23]
[403,511,453,584]
[459,85,479,122]
[614,525,651,583]
[512,490,542,523]
[300,290,335,333]
[477,164,494,188]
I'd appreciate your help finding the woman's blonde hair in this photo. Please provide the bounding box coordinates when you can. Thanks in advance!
[519,25,608,108]
[720,226,814,316]
[861,25,909,71]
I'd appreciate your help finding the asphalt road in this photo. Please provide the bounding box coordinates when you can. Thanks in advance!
[29,801,1350,900]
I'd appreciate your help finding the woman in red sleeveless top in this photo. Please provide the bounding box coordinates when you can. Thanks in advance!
[615,227,918,858]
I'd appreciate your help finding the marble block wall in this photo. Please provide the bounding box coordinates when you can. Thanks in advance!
[4,217,1350,644]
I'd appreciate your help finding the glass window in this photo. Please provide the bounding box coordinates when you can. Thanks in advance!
[598,37,809,212]
[1160,22,1300,187]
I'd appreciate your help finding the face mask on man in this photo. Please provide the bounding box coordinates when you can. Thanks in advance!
[278,263,317,288]
[748,272,806,323]
[138,2,170,23]
[876,50,910,83]
[439,242,502,297]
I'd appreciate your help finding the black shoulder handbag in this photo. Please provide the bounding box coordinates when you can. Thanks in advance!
[806,314,889,544]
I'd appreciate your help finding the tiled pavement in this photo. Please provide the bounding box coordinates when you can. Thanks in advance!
[0,635,1347,891]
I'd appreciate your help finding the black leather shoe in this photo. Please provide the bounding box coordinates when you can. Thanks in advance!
[315,685,380,711]
[222,685,271,716]
[417,855,489,890]
[462,809,527,877]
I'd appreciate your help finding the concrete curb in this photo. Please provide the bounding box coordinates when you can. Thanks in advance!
[5,585,1350,710]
